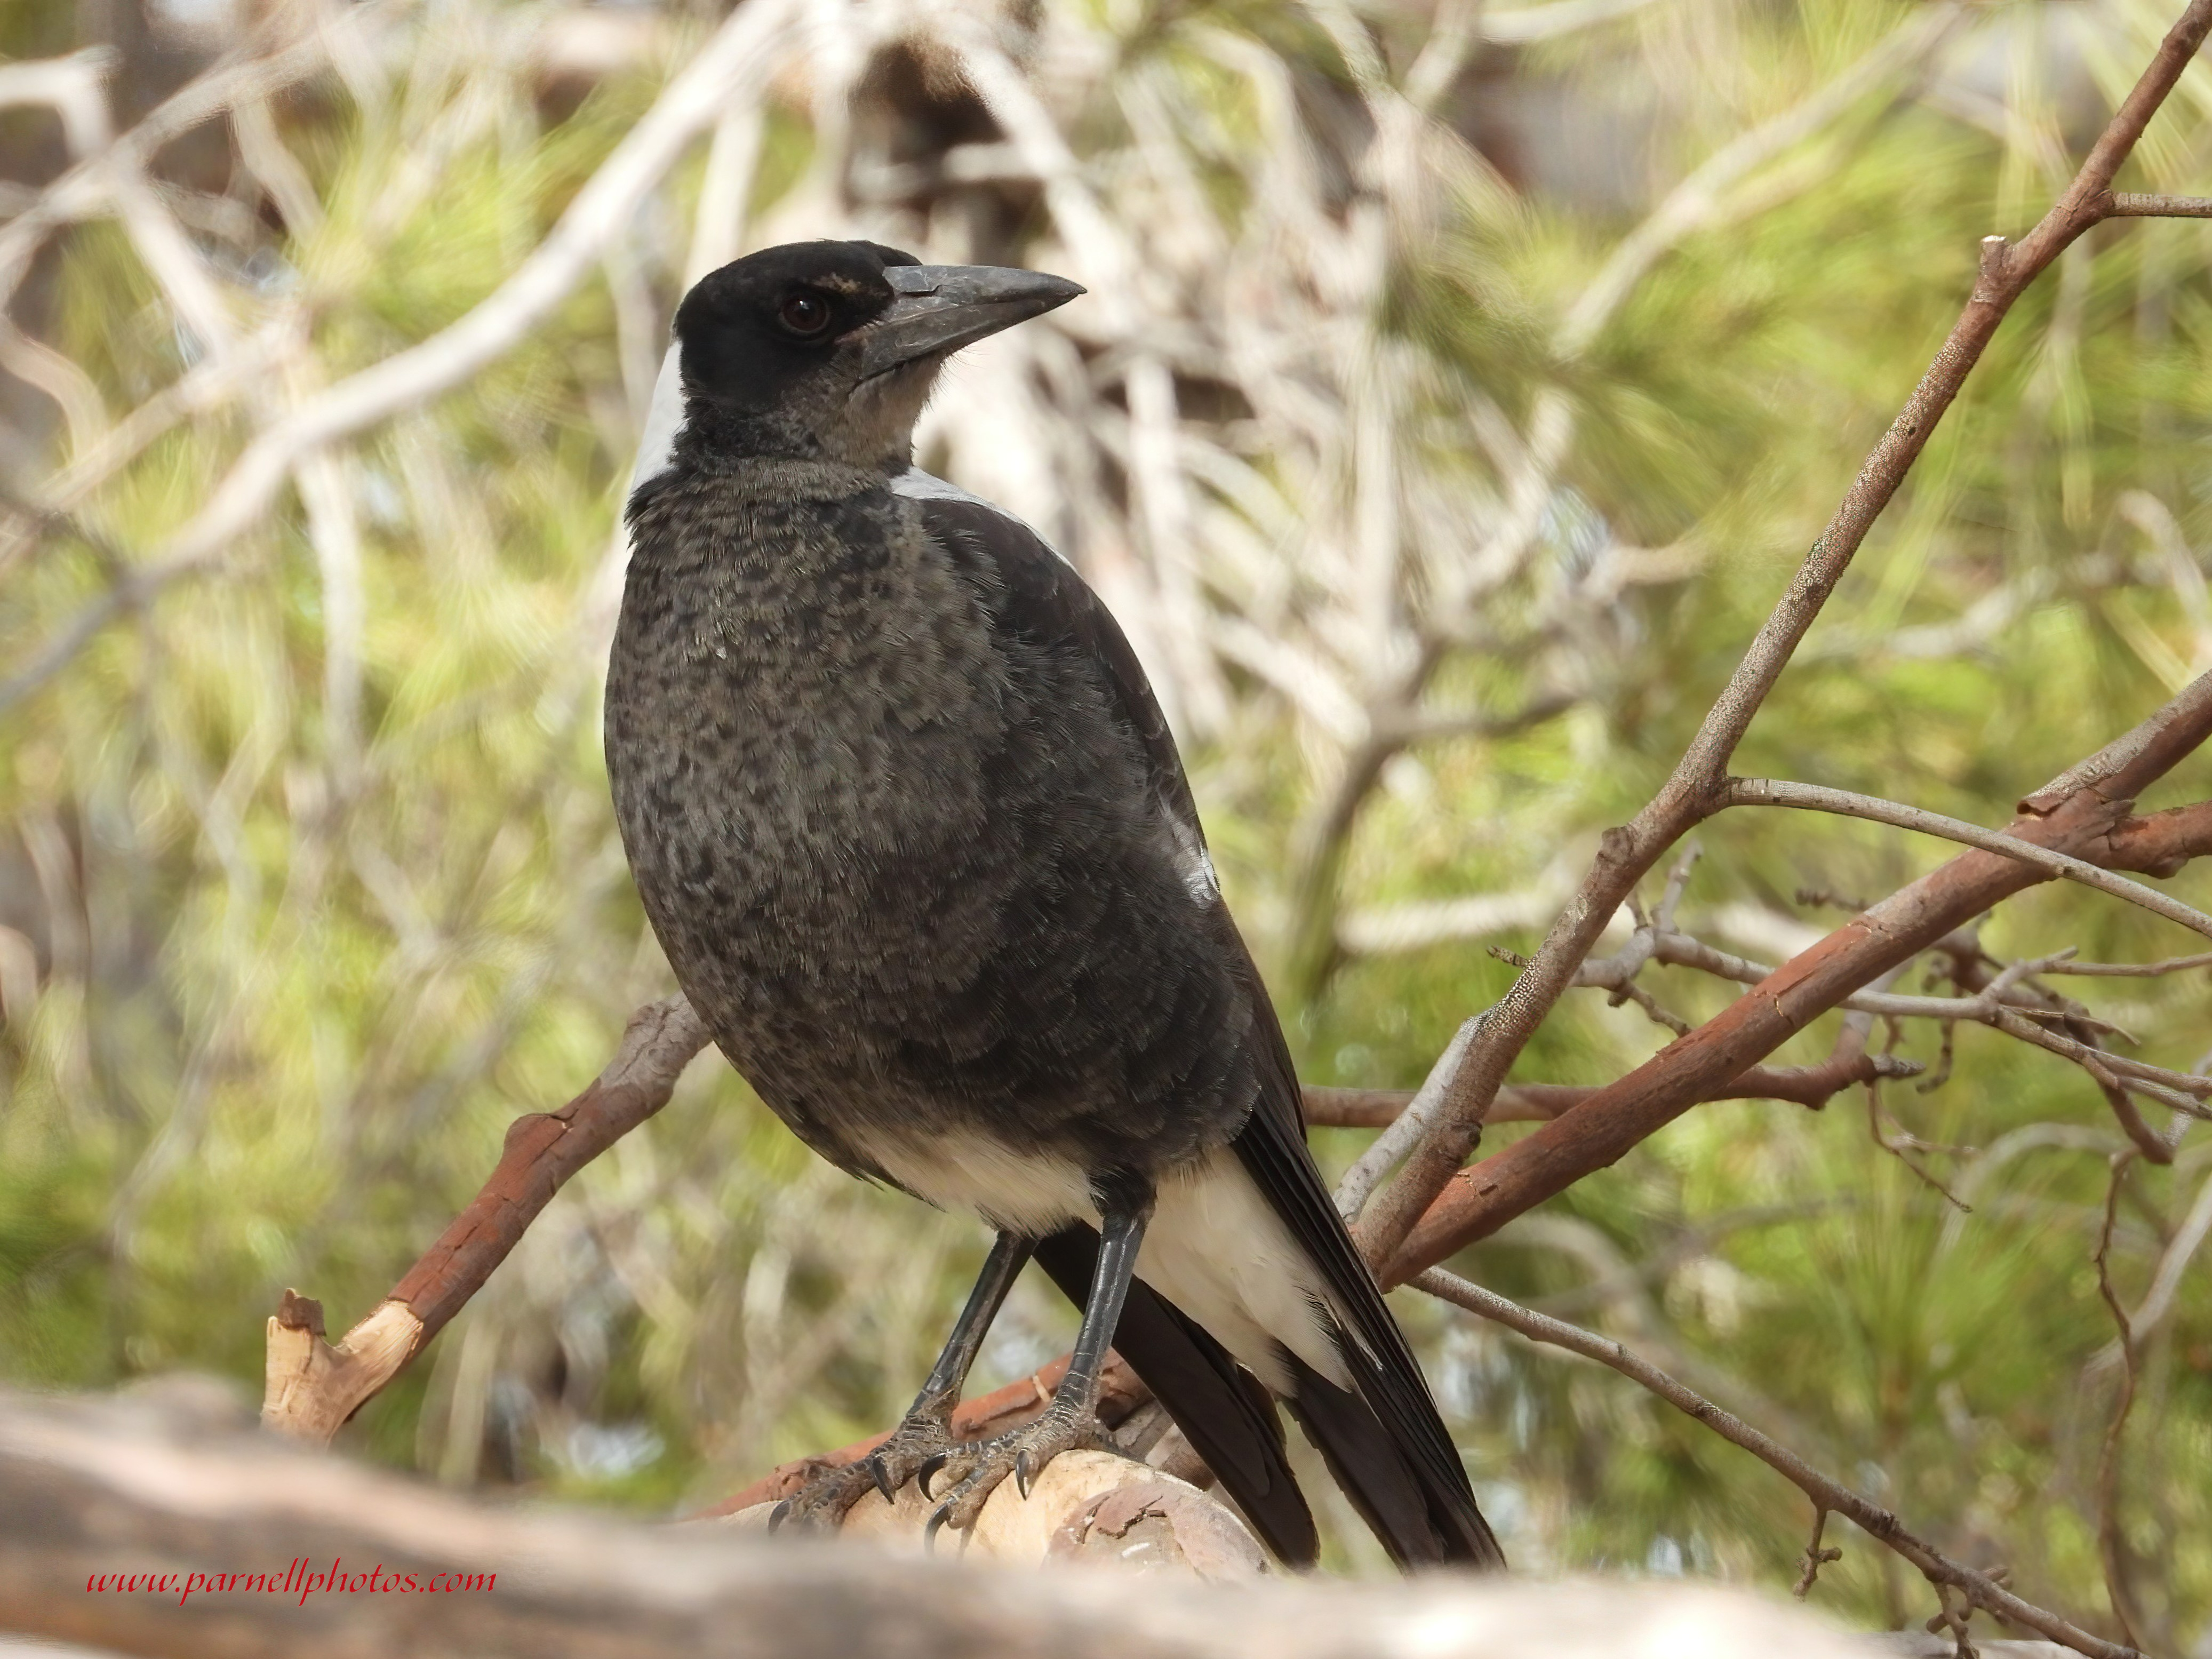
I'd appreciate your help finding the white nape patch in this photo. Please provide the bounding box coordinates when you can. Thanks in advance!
[866,1128,1095,1239]
[893,467,1076,568]
[1137,1149,1347,1395]
[628,344,685,493]
[891,465,993,508]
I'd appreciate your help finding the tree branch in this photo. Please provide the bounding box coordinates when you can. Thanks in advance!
[1723,778,2212,943]
[2091,1156,2146,1651]
[262,998,708,1444]
[1413,1269,2141,1659]
[1307,1054,1918,1132]
[2100,797,2212,878]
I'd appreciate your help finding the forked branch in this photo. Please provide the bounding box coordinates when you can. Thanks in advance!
[1355,0,2212,1270]
[1356,0,2212,1271]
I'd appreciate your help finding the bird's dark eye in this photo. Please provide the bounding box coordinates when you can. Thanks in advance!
[779,292,832,337]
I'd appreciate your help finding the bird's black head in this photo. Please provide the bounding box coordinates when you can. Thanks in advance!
[662,239,1083,470]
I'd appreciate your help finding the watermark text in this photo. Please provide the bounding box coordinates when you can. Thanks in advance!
[86,1558,494,1607]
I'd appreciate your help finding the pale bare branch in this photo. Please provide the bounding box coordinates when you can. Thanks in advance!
[1724,778,2212,943]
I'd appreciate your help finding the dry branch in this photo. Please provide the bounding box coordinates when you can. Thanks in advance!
[2090,1156,2146,1650]
[262,996,707,1443]
[1723,778,2212,943]
[1304,1052,1918,1130]
[1353,0,2212,1272]
[3,1382,1896,1659]
[1413,1270,2141,1659]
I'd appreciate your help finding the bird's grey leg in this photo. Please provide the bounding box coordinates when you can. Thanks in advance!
[769,1230,1033,1533]
[922,1177,1154,1545]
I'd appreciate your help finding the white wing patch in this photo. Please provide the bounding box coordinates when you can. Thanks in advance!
[893,467,1076,568]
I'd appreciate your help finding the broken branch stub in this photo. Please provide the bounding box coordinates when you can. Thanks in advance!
[261,995,709,1444]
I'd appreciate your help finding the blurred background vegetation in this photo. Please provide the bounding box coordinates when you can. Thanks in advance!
[1,0,2208,1646]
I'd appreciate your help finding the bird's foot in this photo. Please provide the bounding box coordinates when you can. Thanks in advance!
[768,1410,954,1535]
[920,1403,1112,1548]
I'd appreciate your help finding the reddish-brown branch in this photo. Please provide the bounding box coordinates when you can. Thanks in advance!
[1303,1051,1913,1130]
[262,998,709,1442]
[1354,0,2212,1271]
[2102,798,2212,877]
[388,997,709,1339]
[1384,674,2212,1283]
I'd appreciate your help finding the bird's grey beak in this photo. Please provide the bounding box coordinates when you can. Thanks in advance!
[857,264,1084,377]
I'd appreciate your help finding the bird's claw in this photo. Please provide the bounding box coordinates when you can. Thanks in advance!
[866,1451,898,1504]
[913,1405,1107,1543]
[915,1450,948,1501]
[922,1501,956,1555]
[764,1411,954,1533]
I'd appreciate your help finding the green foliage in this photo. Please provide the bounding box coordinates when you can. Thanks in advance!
[2,0,2209,1647]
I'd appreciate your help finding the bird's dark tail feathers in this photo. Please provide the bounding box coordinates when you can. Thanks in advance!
[1281,1341,1502,1569]
[1034,1226,1319,1568]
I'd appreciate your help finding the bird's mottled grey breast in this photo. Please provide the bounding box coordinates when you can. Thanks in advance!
[608,461,1259,1187]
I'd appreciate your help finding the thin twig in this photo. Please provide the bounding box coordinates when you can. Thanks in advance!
[2045,948,2212,977]
[1864,1079,1970,1211]
[1726,778,2212,944]
[1792,1506,1841,1598]
[2092,1153,2146,1652]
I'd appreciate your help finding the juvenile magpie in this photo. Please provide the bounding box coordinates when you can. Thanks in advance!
[605,238,1504,1568]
